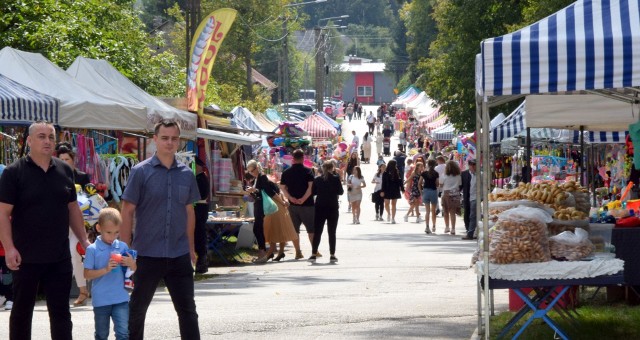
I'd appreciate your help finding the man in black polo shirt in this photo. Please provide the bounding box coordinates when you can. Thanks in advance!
[0,120,88,339]
[280,149,314,259]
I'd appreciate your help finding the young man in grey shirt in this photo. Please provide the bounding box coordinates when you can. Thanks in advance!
[120,120,201,340]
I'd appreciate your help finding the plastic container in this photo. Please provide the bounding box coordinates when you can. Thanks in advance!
[588,223,615,253]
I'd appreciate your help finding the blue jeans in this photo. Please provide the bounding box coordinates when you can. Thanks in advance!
[94,301,129,340]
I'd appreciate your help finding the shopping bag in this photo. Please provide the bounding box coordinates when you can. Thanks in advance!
[262,190,279,216]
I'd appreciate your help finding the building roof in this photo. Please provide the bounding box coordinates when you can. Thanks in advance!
[251,68,277,91]
[339,62,386,73]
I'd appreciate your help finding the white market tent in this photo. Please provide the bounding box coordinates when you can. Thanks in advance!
[391,86,420,107]
[431,123,456,141]
[67,57,197,138]
[0,47,148,132]
[0,74,59,125]
[476,0,640,337]
[405,91,436,111]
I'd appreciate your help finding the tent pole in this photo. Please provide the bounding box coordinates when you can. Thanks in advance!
[526,127,531,183]
[482,97,491,340]
[475,94,483,335]
[580,126,585,186]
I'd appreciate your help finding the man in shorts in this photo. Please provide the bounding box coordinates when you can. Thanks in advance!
[280,149,315,259]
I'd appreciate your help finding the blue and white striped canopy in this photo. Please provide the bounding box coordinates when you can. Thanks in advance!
[480,0,640,96]
[572,130,628,143]
[432,123,456,141]
[490,102,526,144]
[0,74,59,124]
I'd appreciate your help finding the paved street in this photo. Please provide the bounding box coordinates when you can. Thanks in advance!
[0,107,507,339]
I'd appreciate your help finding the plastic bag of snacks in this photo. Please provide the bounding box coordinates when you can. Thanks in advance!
[549,228,594,261]
[489,206,553,264]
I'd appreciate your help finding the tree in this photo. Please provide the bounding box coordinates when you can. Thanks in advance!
[399,0,437,86]
[0,0,184,96]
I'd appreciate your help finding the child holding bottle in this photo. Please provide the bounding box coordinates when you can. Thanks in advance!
[84,208,136,340]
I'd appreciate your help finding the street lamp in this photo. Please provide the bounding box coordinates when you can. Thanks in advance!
[317,15,349,28]
[281,0,328,116]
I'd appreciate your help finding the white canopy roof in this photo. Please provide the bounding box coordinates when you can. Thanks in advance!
[196,128,261,145]
[0,47,148,131]
[67,57,197,138]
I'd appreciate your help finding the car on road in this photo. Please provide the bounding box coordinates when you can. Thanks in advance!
[281,103,314,116]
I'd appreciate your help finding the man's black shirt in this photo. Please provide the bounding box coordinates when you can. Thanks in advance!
[280,163,314,206]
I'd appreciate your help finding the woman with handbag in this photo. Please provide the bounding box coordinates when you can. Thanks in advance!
[403,162,424,223]
[371,163,386,221]
[380,159,404,224]
[245,160,279,263]
[263,182,299,262]
[441,160,462,235]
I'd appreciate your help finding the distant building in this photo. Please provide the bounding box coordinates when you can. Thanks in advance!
[338,56,395,105]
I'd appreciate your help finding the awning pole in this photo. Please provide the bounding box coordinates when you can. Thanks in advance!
[580,126,585,186]
[526,127,531,183]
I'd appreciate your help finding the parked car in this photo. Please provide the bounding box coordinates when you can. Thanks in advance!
[281,102,314,116]
[283,111,306,121]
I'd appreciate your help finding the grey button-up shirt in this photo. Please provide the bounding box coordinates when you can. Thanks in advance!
[122,154,200,258]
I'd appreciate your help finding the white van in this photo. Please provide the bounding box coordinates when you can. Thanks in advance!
[281,103,314,116]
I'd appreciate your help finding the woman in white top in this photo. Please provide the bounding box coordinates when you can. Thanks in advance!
[362,132,372,163]
[347,166,366,224]
[371,163,386,221]
[375,131,384,157]
[441,160,462,235]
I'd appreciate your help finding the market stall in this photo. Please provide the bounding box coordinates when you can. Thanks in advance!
[476,0,640,337]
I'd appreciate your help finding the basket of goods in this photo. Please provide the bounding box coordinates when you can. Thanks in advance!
[489,206,553,264]
[549,228,594,261]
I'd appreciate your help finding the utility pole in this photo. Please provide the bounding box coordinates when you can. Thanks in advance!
[314,27,325,113]
[282,17,289,113]
[185,0,201,89]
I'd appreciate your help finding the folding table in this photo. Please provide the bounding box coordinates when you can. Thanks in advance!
[206,219,253,265]
[477,258,625,339]
[488,273,625,339]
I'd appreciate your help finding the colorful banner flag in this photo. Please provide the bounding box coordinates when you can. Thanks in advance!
[186,8,237,113]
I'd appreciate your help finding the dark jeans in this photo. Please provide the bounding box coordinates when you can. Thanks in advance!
[463,198,471,232]
[10,259,72,340]
[0,257,13,301]
[312,206,339,255]
[374,194,384,218]
[468,200,477,238]
[367,123,374,134]
[194,203,209,264]
[129,254,199,340]
[253,211,266,250]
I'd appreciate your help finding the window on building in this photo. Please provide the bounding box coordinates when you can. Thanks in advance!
[357,86,373,97]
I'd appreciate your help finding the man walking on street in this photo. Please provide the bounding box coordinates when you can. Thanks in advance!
[0,120,89,340]
[366,111,375,134]
[280,149,315,259]
[121,120,201,340]
[461,159,477,240]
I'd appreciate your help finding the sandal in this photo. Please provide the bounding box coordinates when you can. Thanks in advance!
[73,291,89,307]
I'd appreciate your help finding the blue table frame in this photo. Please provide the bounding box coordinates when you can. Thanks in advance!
[487,273,625,339]
[206,220,250,265]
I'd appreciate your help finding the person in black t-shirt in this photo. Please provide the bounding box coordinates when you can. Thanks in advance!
[194,158,210,273]
[0,121,88,339]
[280,149,314,259]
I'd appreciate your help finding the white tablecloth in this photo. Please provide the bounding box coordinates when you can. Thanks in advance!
[475,258,624,281]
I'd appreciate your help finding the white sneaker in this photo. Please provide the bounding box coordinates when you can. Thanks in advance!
[392,219,396,224]
[4,300,13,310]
[375,214,380,221]
[387,215,390,222]
[403,215,409,222]
[416,216,422,223]
[0,296,6,306]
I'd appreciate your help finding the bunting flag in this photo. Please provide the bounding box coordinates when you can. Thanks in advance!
[187,8,237,113]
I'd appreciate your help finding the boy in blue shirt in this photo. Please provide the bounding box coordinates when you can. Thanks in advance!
[84,208,136,340]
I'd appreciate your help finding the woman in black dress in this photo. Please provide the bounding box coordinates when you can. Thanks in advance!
[380,159,404,224]
[309,160,344,263]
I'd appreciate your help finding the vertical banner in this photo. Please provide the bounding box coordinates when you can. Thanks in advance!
[187,8,237,113]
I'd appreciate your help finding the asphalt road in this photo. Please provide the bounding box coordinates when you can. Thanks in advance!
[0,107,508,339]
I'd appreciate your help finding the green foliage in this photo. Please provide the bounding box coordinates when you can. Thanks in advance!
[301,0,393,29]
[343,24,393,61]
[0,0,183,97]
[400,0,437,84]
[417,0,524,131]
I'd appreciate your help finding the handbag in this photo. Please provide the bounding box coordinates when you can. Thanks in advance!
[261,190,279,216]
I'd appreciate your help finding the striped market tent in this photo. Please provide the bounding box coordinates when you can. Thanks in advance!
[572,130,629,143]
[298,114,337,139]
[479,0,640,97]
[0,74,59,124]
[432,123,456,141]
[490,102,526,144]
[426,114,448,131]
